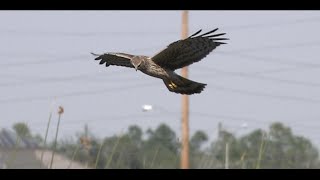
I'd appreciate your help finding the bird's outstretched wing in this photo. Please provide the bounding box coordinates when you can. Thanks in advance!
[151,28,228,70]
[91,52,134,68]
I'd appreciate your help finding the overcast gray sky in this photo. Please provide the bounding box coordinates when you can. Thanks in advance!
[0,10,320,147]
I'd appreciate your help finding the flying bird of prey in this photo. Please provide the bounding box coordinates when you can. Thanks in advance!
[91,28,228,95]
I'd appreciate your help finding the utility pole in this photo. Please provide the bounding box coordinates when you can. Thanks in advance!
[218,122,222,138]
[181,10,189,169]
[225,142,229,169]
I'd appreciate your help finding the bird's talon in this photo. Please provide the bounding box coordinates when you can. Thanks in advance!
[172,82,177,88]
[170,81,178,88]
[169,82,177,89]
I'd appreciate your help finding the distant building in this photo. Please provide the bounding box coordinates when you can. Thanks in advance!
[0,128,87,169]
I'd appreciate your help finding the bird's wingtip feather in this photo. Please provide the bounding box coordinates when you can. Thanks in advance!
[91,52,100,56]
[91,52,103,60]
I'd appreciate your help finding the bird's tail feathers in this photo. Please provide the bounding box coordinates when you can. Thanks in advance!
[163,75,206,95]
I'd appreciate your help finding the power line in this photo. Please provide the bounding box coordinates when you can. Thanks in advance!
[29,110,178,127]
[26,103,319,133]
[2,50,320,88]
[221,16,320,31]
[1,38,319,75]
[28,110,320,139]
[217,51,320,67]
[196,66,320,88]
[209,83,320,104]
[190,112,288,129]
[221,40,320,54]
[2,40,320,68]
[150,104,320,130]
[241,66,320,75]
[1,75,319,105]
[0,30,179,37]
[0,82,158,104]
[72,103,319,136]
[0,71,136,88]
[10,103,320,147]
[1,17,320,69]
[1,15,319,37]
[1,62,319,89]
[0,47,162,68]
[0,57,85,67]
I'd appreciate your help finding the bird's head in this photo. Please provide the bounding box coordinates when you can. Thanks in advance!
[131,56,143,71]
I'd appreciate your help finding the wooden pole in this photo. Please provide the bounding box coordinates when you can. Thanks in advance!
[225,142,229,169]
[180,10,189,169]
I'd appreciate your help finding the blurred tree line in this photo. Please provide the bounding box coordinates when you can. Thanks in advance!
[11,121,320,168]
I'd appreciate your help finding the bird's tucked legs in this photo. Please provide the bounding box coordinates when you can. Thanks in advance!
[168,81,178,89]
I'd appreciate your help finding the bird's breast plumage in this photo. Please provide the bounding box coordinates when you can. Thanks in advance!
[139,59,169,79]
